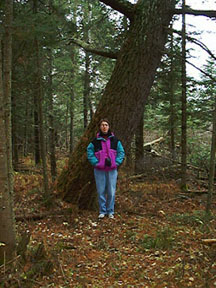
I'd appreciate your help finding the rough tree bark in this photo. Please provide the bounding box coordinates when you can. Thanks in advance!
[57,0,176,209]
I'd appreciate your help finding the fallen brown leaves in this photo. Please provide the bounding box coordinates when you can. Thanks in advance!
[3,166,216,287]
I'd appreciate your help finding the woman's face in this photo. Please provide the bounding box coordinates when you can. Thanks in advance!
[100,121,109,134]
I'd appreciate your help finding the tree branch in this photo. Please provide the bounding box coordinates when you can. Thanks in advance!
[171,28,216,62]
[68,38,118,59]
[186,59,216,82]
[99,0,134,21]
[174,8,216,18]
[166,30,216,81]
[188,36,216,62]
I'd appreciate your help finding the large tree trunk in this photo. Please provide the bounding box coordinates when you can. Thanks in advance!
[57,0,176,209]
[0,0,16,263]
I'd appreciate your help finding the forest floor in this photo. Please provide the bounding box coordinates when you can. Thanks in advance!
[1,156,216,288]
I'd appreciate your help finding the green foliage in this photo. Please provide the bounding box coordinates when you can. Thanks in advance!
[138,227,175,251]
[9,0,124,156]
[144,33,182,134]
[187,131,211,169]
[169,210,214,233]
[144,55,216,172]
[8,0,216,175]
[125,230,137,242]
[144,102,180,133]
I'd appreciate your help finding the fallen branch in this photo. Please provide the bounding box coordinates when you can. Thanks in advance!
[202,239,216,245]
[128,173,146,181]
[144,137,164,152]
[186,190,209,194]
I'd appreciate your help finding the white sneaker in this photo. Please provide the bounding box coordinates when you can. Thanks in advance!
[108,214,114,219]
[98,214,105,219]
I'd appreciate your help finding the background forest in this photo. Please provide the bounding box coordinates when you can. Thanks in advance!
[4,0,216,175]
[1,0,216,287]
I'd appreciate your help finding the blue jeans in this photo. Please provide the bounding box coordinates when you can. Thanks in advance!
[94,169,118,215]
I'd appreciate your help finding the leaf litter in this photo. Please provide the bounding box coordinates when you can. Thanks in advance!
[4,167,216,287]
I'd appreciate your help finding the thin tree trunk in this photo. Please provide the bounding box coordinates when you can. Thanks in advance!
[34,93,40,164]
[65,101,69,151]
[3,4,13,198]
[83,0,91,129]
[23,94,30,157]
[206,94,216,214]
[88,97,94,121]
[36,39,50,198]
[0,0,16,263]
[47,47,57,182]
[47,0,56,181]
[68,2,78,154]
[181,0,187,190]
[69,90,75,154]
[57,0,176,208]
[83,52,90,128]
[69,50,75,154]
[33,0,50,198]
[169,24,176,160]
[135,113,144,174]
[11,88,19,168]
[33,0,40,165]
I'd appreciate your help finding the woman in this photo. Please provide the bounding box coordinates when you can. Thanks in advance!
[87,119,125,219]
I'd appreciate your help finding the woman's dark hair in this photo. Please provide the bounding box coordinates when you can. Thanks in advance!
[98,118,110,128]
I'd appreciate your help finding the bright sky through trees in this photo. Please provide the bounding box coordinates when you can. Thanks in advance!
[129,0,216,79]
[178,0,216,79]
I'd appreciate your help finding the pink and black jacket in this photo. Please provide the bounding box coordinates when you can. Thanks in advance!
[87,132,125,171]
